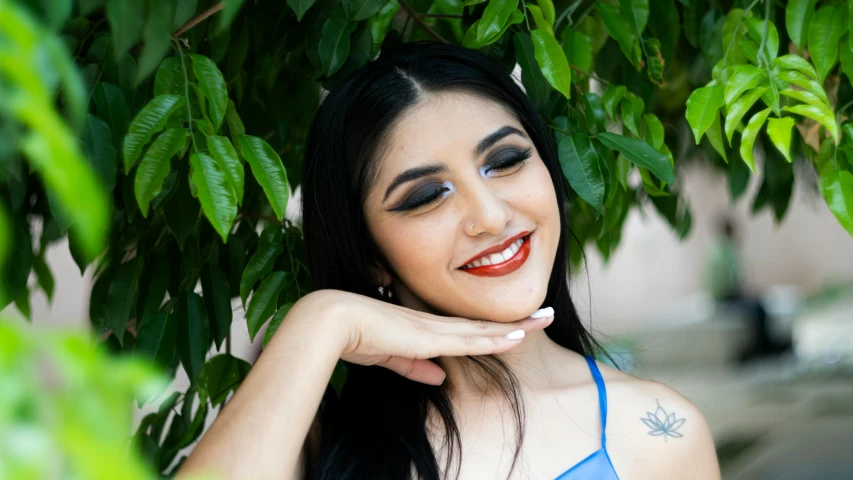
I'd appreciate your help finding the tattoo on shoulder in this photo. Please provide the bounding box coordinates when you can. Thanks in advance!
[640,398,686,441]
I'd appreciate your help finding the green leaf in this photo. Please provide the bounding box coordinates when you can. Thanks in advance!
[124,94,185,172]
[840,34,853,85]
[477,0,519,44]
[820,170,853,236]
[240,225,283,307]
[135,128,187,216]
[773,55,818,80]
[106,0,144,56]
[319,7,357,77]
[154,57,185,96]
[190,152,238,242]
[537,0,555,25]
[531,29,572,100]
[685,84,724,144]
[81,113,119,193]
[287,0,316,21]
[93,82,130,153]
[177,292,211,387]
[208,135,244,205]
[263,302,295,348]
[598,132,674,185]
[767,117,795,163]
[198,354,251,406]
[779,88,832,116]
[744,17,778,63]
[739,108,771,173]
[164,165,200,251]
[464,11,524,48]
[32,250,54,303]
[775,69,829,107]
[724,65,766,107]
[138,0,176,82]
[603,85,627,119]
[809,5,846,83]
[246,271,288,342]
[514,32,551,111]
[724,87,767,144]
[561,26,592,76]
[557,130,605,213]
[782,104,839,144]
[643,113,664,150]
[620,93,645,137]
[190,55,228,131]
[527,5,551,34]
[237,135,290,220]
[106,256,145,345]
[225,99,245,139]
[134,310,177,369]
[597,2,642,69]
[218,0,246,31]
[786,0,818,49]
[201,263,233,351]
[619,0,649,34]
[137,255,170,331]
[583,93,607,135]
[706,112,728,162]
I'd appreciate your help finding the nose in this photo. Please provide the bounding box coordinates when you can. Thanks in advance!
[463,178,513,236]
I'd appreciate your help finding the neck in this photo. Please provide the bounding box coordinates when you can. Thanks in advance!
[437,328,577,398]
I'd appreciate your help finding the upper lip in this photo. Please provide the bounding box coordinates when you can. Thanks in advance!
[460,230,531,268]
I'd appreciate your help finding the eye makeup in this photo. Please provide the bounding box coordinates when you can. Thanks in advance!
[387,147,533,213]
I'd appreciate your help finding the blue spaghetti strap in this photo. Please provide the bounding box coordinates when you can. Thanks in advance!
[583,355,608,449]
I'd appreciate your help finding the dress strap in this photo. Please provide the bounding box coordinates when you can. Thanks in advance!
[583,355,608,449]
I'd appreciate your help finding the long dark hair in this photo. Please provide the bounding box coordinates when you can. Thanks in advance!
[301,41,609,480]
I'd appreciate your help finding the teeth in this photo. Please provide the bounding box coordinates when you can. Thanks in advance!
[463,236,526,269]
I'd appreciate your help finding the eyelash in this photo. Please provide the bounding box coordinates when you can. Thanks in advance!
[393,148,533,212]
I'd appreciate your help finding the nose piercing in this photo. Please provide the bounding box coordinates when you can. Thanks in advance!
[469,222,478,236]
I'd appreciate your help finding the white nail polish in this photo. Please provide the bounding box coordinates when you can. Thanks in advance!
[531,307,554,318]
[506,329,525,340]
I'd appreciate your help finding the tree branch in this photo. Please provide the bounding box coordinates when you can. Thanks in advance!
[569,64,611,86]
[173,2,225,38]
[396,0,448,43]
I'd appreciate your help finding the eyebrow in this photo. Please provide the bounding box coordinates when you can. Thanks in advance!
[382,125,527,203]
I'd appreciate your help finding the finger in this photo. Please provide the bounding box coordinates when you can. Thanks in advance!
[429,309,555,337]
[423,332,529,358]
[379,356,447,385]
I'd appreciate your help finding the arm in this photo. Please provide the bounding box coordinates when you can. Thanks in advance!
[177,292,346,480]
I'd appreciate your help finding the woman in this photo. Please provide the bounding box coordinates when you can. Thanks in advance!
[178,41,720,480]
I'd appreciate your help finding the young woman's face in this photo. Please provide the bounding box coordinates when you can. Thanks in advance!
[363,91,561,322]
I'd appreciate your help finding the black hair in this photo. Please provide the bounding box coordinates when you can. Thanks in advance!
[301,40,609,480]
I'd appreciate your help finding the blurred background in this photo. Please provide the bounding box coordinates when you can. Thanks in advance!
[5,154,853,479]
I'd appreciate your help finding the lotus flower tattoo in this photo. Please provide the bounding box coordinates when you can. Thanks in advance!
[640,399,686,441]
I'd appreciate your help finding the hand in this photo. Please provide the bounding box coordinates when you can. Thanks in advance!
[298,289,555,385]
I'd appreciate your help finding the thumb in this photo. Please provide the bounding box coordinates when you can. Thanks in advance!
[378,356,446,385]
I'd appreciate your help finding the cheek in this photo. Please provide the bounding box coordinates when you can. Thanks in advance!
[373,214,455,276]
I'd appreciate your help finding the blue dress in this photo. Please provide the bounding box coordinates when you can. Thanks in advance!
[554,355,621,479]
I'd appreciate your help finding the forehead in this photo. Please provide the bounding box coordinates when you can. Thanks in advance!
[374,92,521,176]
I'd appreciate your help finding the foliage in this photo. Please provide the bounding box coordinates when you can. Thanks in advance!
[1,0,853,475]
[0,318,209,479]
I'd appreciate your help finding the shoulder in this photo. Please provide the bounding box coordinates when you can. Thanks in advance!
[593,361,721,480]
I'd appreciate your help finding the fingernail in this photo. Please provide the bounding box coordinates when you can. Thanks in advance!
[531,307,554,318]
[506,329,525,340]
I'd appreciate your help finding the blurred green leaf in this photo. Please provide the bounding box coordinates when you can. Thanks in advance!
[809,5,845,83]
[177,292,211,386]
[786,0,818,49]
[198,354,251,406]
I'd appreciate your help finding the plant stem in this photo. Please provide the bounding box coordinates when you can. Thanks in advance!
[173,2,225,37]
[570,64,610,86]
[396,0,449,43]
[554,0,583,30]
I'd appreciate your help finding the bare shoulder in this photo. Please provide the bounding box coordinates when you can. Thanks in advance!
[593,361,721,480]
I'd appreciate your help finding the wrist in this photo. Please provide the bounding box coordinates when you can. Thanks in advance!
[271,289,351,358]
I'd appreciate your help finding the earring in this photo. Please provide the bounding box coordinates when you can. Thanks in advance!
[377,285,393,299]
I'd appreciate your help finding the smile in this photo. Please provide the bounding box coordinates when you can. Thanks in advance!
[459,233,532,277]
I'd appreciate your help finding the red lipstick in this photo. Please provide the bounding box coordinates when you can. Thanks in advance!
[459,231,532,277]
